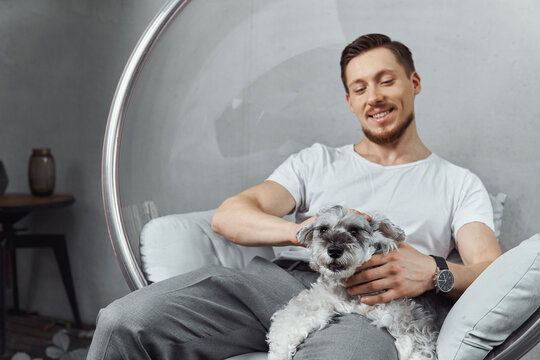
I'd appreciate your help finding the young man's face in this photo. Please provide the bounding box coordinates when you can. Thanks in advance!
[345,47,421,145]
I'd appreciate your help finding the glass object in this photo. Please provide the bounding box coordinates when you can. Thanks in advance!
[105,0,362,291]
[28,148,55,197]
[101,1,540,359]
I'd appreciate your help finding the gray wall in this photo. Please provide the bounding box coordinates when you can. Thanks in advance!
[0,0,162,324]
[1,1,539,357]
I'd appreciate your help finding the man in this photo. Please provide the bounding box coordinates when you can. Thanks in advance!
[88,34,502,359]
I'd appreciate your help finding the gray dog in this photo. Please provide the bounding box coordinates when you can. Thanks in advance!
[267,205,442,360]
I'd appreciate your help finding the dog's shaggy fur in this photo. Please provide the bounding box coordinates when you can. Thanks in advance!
[267,206,444,360]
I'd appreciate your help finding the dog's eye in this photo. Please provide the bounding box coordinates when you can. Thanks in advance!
[349,227,359,236]
[319,226,329,233]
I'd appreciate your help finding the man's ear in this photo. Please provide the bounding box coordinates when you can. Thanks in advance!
[411,71,421,95]
[296,223,315,246]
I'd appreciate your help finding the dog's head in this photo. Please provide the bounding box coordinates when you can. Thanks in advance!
[296,205,406,280]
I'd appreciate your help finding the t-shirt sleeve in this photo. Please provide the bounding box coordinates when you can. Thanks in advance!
[266,143,322,214]
[451,171,495,240]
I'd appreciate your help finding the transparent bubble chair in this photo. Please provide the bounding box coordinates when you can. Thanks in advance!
[102,1,540,359]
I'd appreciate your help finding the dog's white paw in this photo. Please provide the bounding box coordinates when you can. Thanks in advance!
[395,334,414,360]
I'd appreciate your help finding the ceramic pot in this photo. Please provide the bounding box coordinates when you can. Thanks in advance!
[28,148,55,197]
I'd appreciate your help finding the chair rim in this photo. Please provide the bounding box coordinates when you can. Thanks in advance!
[101,0,191,291]
[100,0,540,357]
[485,306,540,360]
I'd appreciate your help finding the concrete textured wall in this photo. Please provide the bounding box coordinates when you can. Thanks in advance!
[0,0,162,324]
[1,0,538,357]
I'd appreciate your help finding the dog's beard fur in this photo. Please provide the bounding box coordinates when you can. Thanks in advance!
[309,238,374,280]
[297,205,404,281]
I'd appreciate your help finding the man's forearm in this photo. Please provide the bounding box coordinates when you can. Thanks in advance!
[446,222,503,298]
[211,194,301,246]
[445,260,493,299]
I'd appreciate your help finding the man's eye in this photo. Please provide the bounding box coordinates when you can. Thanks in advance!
[381,79,394,85]
[354,87,366,94]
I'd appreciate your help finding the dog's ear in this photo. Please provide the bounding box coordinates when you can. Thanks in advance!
[296,223,315,246]
[369,215,406,254]
[370,215,406,243]
[317,204,347,217]
[370,232,399,254]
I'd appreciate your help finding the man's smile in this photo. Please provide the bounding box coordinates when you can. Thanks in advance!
[372,110,390,119]
[367,107,394,123]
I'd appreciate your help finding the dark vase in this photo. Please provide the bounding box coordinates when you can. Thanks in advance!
[0,160,7,195]
[28,148,55,197]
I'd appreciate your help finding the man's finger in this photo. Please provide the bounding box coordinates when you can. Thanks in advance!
[355,253,387,271]
[350,209,372,222]
[360,289,398,305]
[346,277,392,296]
[345,264,386,287]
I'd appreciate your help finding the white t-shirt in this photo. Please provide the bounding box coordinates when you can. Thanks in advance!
[267,143,494,258]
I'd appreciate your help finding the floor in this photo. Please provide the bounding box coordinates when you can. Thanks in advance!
[0,311,93,359]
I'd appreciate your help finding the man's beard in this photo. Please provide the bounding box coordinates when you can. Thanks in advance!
[362,112,414,145]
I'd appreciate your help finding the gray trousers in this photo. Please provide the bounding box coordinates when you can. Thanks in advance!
[87,257,398,360]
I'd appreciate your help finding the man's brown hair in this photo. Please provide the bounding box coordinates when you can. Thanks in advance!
[340,34,415,93]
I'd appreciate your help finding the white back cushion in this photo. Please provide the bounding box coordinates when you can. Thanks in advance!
[140,209,275,283]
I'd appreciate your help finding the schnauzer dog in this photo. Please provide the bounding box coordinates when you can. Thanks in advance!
[267,205,442,360]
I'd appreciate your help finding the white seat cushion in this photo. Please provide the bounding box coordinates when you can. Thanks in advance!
[140,209,275,283]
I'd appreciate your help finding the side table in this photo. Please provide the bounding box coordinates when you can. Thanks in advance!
[0,193,81,355]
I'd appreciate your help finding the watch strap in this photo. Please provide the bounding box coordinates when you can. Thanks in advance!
[430,255,448,270]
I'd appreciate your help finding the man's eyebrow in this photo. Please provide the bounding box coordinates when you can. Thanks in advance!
[347,69,397,88]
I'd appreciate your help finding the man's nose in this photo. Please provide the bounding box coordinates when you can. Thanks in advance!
[367,86,384,105]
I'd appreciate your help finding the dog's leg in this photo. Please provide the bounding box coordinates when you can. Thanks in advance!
[359,299,438,360]
[394,334,415,360]
[267,287,336,360]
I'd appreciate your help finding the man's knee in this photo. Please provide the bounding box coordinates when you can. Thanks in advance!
[95,296,145,338]
[88,297,149,360]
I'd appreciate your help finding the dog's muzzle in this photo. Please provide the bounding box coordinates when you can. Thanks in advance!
[326,243,348,272]
[327,245,344,259]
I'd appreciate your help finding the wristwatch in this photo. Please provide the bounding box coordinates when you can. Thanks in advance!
[430,255,454,294]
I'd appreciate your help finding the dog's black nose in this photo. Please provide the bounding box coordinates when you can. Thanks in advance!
[328,245,344,259]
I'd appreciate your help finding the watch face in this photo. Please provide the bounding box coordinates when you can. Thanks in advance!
[437,269,455,293]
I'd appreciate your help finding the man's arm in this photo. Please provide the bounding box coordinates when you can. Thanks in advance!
[344,221,502,304]
[446,221,502,298]
[211,180,305,246]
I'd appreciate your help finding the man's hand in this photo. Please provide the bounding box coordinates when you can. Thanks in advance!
[291,216,317,247]
[350,209,372,221]
[344,242,436,305]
